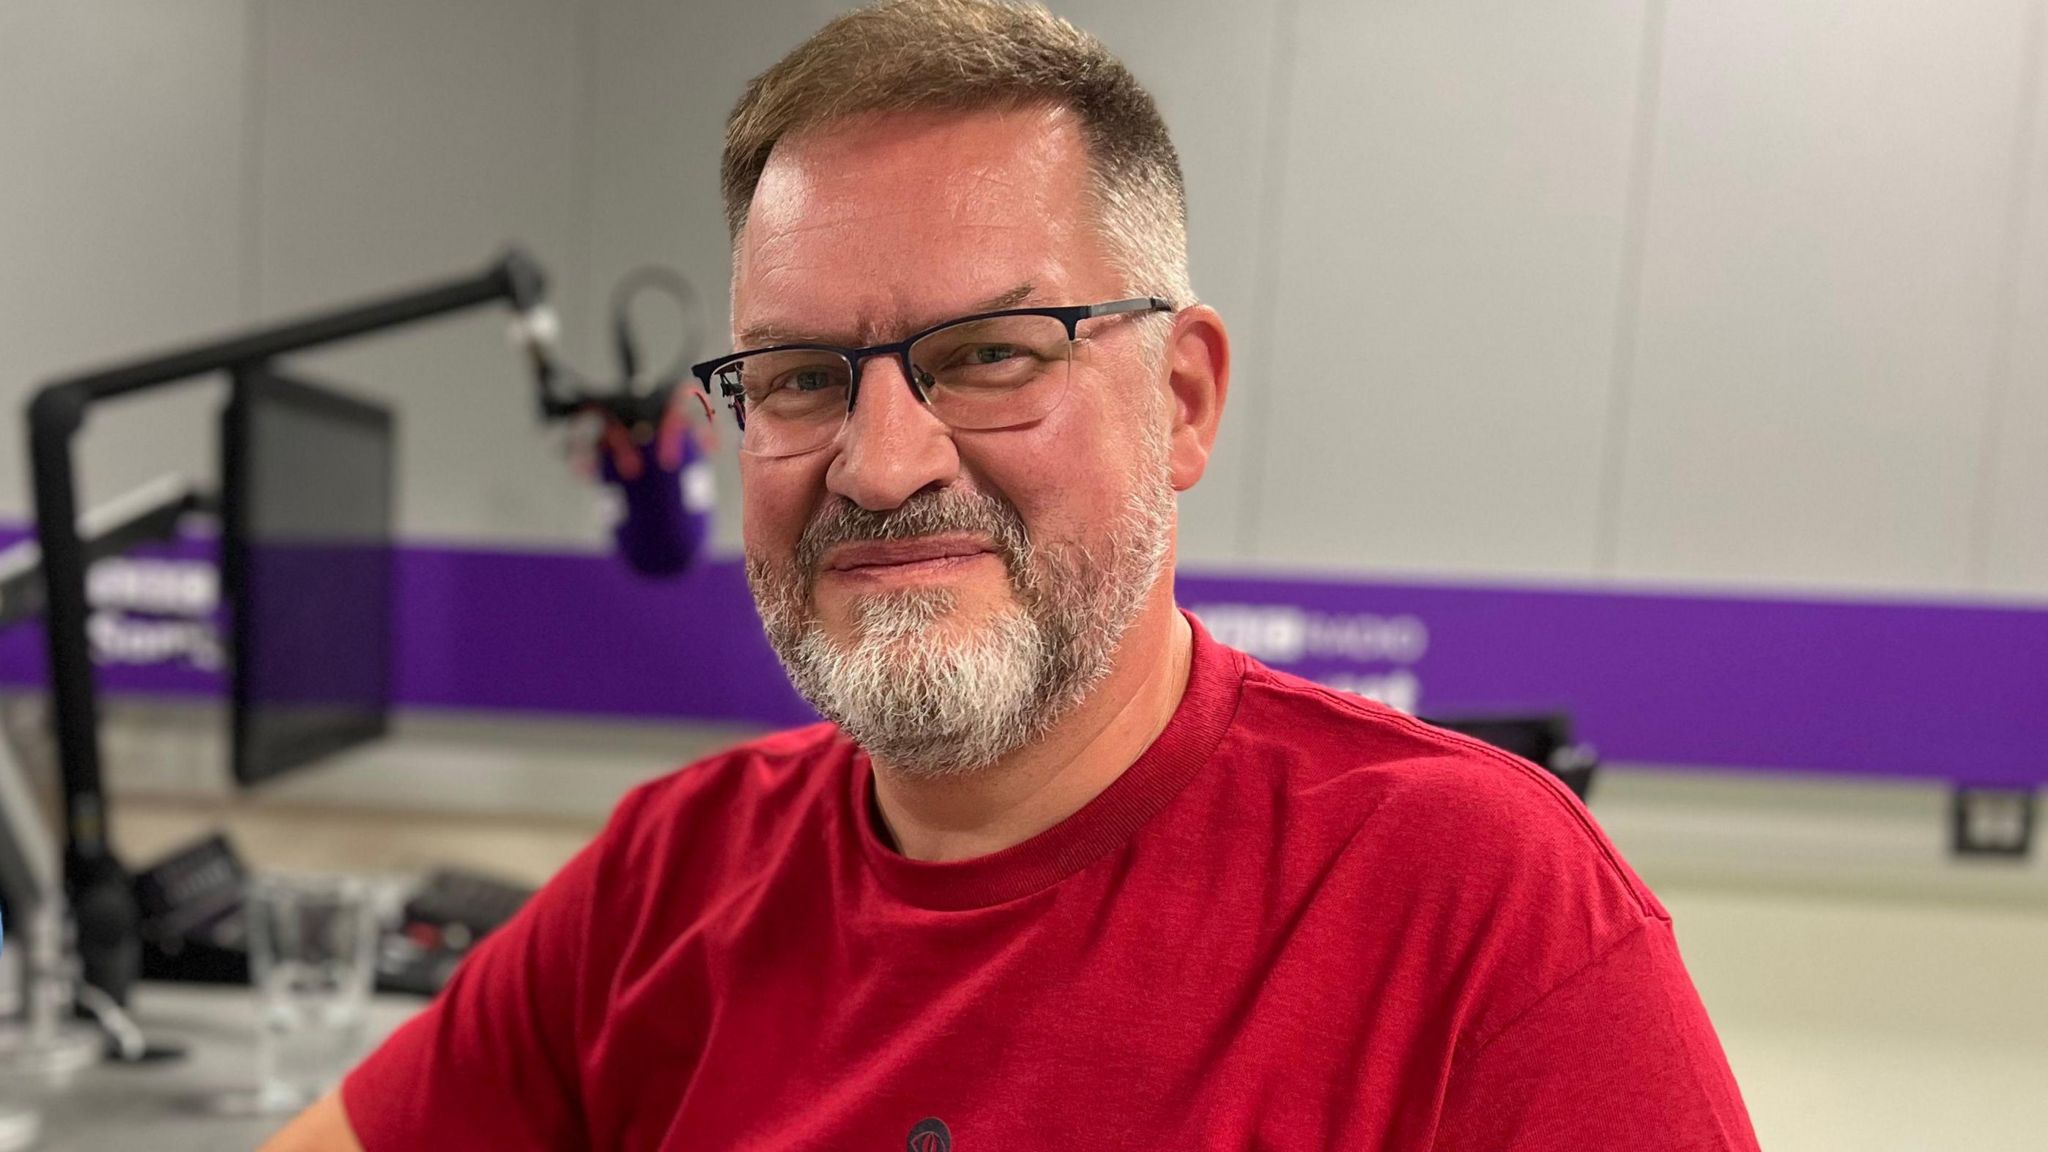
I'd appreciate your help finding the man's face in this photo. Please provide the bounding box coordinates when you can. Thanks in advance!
[733,104,1177,776]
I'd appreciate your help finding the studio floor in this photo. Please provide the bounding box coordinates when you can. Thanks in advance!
[1664,886,2048,1151]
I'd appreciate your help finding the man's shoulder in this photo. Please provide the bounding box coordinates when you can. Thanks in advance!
[1222,656,1660,919]
[1209,655,1670,1037]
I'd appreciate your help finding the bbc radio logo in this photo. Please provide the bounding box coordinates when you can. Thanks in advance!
[1192,603,1429,713]
[1190,603,1428,664]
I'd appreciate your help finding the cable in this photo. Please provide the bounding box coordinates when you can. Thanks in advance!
[606,265,705,393]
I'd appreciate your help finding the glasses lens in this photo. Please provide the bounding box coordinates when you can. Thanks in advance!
[715,349,853,457]
[909,314,1072,431]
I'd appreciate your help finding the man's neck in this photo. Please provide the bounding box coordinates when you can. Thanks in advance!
[869,596,1194,863]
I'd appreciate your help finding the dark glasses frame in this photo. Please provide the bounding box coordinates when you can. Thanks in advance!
[689,296,1175,432]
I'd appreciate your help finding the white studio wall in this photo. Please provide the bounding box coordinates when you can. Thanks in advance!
[249,0,597,547]
[1,0,2043,598]
[1251,0,1652,577]
[1989,2,2048,595]
[0,0,248,515]
[1612,0,2038,591]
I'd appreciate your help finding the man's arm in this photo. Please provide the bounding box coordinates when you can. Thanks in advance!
[1433,921,1759,1151]
[259,1090,364,1152]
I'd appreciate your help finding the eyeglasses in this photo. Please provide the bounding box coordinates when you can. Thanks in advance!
[690,297,1174,458]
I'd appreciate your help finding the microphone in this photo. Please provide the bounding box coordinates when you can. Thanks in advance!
[512,264,715,579]
[596,393,713,578]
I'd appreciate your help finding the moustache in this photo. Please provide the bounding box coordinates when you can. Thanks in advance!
[794,487,1032,584]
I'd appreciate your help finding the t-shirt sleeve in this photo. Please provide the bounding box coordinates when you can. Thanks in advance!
[1432,919,1761,1152]
[340,824,611,1151]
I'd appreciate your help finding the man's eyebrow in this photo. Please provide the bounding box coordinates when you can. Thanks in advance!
[738,283,1039,349]
[964,282,1038,315]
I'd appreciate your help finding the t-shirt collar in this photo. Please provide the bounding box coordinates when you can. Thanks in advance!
[851,609,1243,911]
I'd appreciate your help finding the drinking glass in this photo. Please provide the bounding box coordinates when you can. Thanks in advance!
[245,872,378,1111]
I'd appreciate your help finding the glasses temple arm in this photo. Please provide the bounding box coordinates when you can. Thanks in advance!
[1082,297,1176,319]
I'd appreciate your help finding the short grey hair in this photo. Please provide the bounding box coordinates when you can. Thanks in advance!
[721,0,1194,307]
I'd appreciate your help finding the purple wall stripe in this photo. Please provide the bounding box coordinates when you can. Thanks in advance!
[2,526,2043,784]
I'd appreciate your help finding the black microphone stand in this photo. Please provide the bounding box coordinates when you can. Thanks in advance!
[22,249,549,1024]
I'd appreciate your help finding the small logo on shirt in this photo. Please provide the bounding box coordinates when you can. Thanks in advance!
[907,1117,952,1152]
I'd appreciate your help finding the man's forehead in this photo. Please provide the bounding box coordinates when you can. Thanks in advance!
[738,282,1042,348]
[732,105,1098,345]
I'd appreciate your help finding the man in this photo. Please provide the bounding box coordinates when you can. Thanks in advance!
[271,1,1759,1148]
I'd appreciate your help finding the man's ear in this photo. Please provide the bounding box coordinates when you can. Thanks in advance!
[1161,304,1229,492]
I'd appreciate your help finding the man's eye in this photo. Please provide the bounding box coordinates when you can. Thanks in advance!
[937,344,1034,372]
[966,344,1024,365]
[768,367,839,394]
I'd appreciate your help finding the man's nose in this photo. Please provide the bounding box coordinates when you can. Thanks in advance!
[824,354,961,511]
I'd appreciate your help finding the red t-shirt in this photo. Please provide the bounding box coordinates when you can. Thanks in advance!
[344,614,1758,1150]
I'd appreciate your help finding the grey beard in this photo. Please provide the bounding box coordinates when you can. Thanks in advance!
[747,447,1174,780]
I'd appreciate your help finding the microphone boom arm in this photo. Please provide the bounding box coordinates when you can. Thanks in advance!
[23,247,549,1007]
